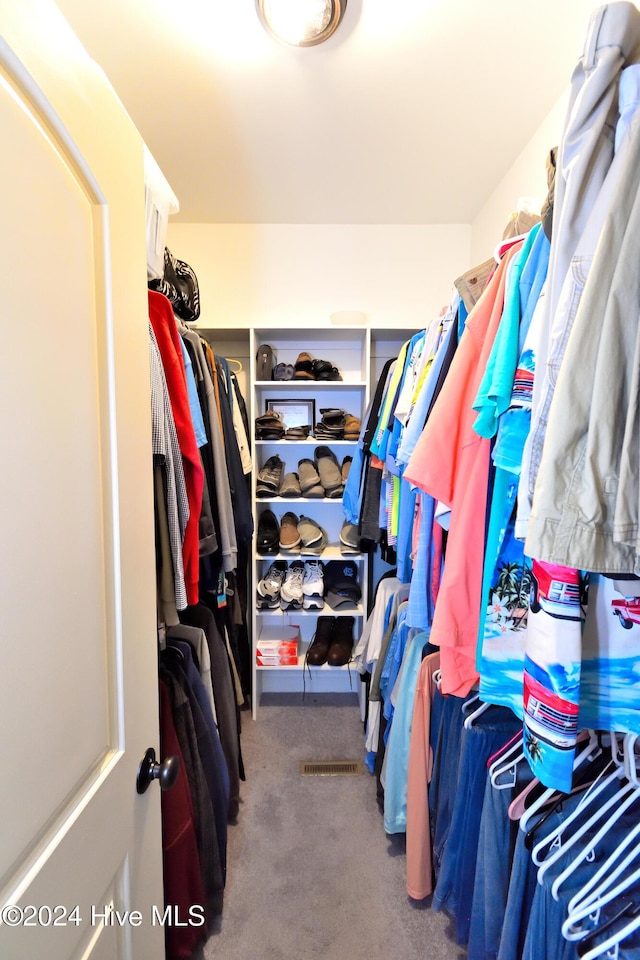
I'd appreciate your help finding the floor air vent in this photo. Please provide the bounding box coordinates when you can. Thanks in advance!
[300,760,364,776]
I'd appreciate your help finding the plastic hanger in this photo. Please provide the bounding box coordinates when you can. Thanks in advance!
[519,730,600,833]
[535,769,634,885]
[537,735,638,890]
[577,901,640,960]
[549,782,640,900]
[573,901,639,955]
[490,732,525,790]
[530,749,620,865]
[463,699,492,729]
[563,737,640,921]
[563,831,640,940]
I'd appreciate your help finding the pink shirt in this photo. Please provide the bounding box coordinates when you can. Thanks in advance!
[404,244,521,697]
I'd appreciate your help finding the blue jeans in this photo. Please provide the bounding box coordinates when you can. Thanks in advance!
[432,706,521,945]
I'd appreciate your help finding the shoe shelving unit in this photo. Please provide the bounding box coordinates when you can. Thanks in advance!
[250,328,371,718]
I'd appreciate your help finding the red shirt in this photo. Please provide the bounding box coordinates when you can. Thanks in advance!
[149,291,203,605]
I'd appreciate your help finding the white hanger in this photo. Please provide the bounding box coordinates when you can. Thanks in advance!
[535,772,635,888]
[519,730,600,833]
[463,699,492,729]
[490,733,524,790]
[567,871,640,960]
[531,752,621,867]
[548,782,640,900]
[563,830,640,940]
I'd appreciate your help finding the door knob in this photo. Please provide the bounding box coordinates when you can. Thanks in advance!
[136,747,180,794]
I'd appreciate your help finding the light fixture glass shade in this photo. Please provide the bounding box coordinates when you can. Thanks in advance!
[256,0,347,47]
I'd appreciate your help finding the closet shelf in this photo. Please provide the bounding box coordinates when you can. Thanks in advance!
[254,439,357,446]
[256,546,362,561]
[257,604,364,618]
[256,655,356,672]
[251,326,370,717]
[255,380,367,389]
[256,496,345,504]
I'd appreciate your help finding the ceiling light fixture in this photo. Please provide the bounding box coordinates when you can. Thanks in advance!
[256,0,347,47]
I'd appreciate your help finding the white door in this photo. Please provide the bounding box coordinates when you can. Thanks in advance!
[0,1,165,957]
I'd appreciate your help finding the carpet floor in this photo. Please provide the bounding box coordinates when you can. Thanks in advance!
[202,692,463,960]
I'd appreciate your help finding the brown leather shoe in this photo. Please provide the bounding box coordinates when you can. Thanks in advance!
[306,616,335,666]
[327,616,354,666]
[279,511,301,551]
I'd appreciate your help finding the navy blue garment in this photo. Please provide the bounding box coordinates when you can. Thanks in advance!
[429,693,469,877]
[167,639,230,874]
[468,775,515,960]
[432,705,521,946]
[160,666,224,921]
[522,802,640,960]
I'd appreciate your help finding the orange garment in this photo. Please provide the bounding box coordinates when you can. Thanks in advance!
[404,244,521,697]
[405,651,440,900]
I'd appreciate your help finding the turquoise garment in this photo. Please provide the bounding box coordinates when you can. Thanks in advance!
[383,630,430,834]
[396,304,458,466]
[385,330,426,478]
[473,226,540,439]
[180,337,207,448]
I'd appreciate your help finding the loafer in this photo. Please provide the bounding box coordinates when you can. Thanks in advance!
[339,521,360,554]
[298,458,325,498]
[292,352,315,380]
[279,511,301,551]
[314,446,343,495]
[306,616,335,666]
[327,616,355,666]
[341,456,352,483]
[298,515,327,555]
[257,509,280,554]
[279,472,302,498]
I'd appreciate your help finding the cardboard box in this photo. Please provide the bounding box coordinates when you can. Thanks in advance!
[256,625,300,666]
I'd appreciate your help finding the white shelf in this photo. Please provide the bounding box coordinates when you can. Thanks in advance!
[257,656,355,672]
[257,604,364,618]
[256,496,344,504]
[254,438,358,446]
[251,326,370,717]
[256,546,362,561]
[255,380,366,388]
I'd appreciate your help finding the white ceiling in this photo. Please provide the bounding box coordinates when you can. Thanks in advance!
[56,0,599,225]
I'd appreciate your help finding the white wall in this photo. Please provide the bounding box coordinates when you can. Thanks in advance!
[166,223,471,330]
[470,92,569,264]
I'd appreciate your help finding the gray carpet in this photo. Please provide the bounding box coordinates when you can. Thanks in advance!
[203,693,462,960]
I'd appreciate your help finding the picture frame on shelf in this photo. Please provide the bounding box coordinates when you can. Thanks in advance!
[265,398,315,430]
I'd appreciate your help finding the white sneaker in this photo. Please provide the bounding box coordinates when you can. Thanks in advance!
[280,561,305,608]
[302,560,324,610]
[257,561,288,599]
